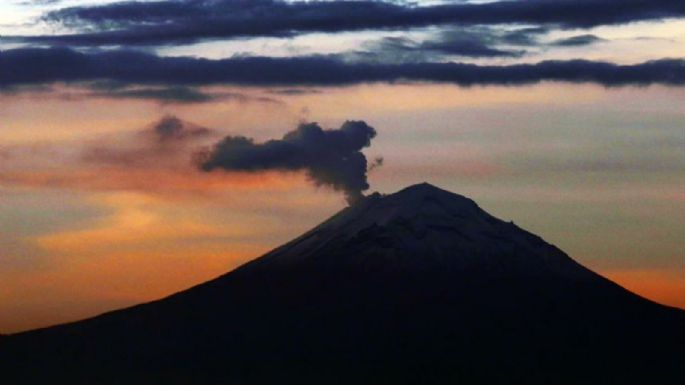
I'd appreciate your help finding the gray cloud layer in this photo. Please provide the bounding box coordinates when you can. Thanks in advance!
[551,34,605,47]
[2,48,684,88]
[354,28,533,62]
[12,0,685,46]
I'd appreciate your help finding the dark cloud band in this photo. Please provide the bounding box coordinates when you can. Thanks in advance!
[16,0,685,46]
[2,48,684,88]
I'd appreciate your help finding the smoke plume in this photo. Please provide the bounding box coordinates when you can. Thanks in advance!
[198,120,379,204]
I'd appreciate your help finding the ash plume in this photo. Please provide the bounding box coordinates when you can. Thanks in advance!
[152,115,211,142]
[198,120,379,205]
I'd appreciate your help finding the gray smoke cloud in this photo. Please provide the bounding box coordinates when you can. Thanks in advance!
[81,115,214,167]
[153,115,211,142]
[198,120,379,205]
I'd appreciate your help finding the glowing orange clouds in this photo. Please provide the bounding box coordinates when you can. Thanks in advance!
[0,168,308,198]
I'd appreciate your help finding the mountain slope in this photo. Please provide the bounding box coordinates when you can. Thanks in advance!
[2,183,684,385]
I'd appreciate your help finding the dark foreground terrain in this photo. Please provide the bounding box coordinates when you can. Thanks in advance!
[2,183,683,384]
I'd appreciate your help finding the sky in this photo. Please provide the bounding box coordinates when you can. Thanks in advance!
[1,0,684,333]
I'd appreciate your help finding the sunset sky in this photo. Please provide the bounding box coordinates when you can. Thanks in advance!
[1,0,684,333]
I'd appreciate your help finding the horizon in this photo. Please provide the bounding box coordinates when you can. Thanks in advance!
[1,0,685,334]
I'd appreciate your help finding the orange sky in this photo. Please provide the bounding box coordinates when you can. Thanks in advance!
[1,83,684,333]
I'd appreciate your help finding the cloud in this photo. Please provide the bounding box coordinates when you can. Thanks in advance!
[418,29,525,58]
[82,115,214,167]
[0,116,307,199]
[92,85,218,104]
[0,81,282,105]
[152,115,211,142]
[11,0,685,46]
[86,83,281,104]
[198,121,379,205]
[268,88,321,96]
[354,29,525,62]
[2,48,685,88]
[0,167,305,200]
[500,27,550,46]
[551,34,606,47]
[18,0,61,4]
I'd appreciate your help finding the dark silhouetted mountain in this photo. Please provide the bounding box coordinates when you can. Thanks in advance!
[1,183,684,384]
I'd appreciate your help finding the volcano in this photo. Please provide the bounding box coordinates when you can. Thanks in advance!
[2,183,684,384]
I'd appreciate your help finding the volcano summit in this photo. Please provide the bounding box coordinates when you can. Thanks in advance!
[1,183,683,384]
